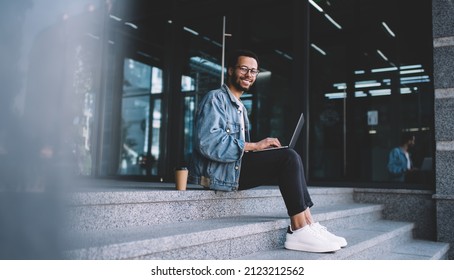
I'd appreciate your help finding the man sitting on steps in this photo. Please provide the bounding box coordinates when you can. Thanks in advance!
[188,49,347,253]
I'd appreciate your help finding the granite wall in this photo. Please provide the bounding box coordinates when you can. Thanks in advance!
[353,189,436,240]
[432,0,454,260]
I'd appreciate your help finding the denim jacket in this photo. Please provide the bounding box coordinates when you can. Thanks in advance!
[188,84,250,191]
[387,147,410,182]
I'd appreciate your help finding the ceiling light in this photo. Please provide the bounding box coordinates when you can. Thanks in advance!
[190,56,223,73]
[311,44,327,55]
[183,26,199,36]
[324,14,342,29]
[355,80,381,88]
[275,49,294,60]
[376,49,388,61]
[124,22,138,29]
[333,82,347,90]
[400,87,412,94]
[400,75,430,81]
[400,64,422,70]
[309,0,324,12]
[400,69,424,75]
[371,66,398,73]
[381,22,396,37]
[369,89,391,96]
[400,75,430,84]
[325,92,346,99]
[109,14,122,21]
[355,91,367,97]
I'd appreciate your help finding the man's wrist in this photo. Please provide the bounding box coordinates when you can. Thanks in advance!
[245,142,257,151]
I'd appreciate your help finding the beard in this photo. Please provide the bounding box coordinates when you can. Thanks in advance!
[229,72,253,92]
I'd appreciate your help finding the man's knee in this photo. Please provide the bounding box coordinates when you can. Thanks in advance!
[285,148,300,159]
[281,148,302,164]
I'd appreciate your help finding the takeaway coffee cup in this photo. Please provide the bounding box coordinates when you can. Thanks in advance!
[175,167,188,191]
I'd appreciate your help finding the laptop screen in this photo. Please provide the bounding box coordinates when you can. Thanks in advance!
[288,113,305,148]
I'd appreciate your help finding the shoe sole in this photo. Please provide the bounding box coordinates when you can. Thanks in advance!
[284,241,341,253]
[330,238,347,248]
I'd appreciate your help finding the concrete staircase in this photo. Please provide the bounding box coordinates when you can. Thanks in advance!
[61,180,449,260]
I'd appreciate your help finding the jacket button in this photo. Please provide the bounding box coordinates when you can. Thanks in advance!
[235,166,239,170]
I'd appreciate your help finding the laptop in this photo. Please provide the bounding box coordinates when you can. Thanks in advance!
[249,113,305,153]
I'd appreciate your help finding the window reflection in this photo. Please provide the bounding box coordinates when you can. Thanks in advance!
[308,0,434,185]
[181,75,195,92]
[119,58,162,176]
[151,67,163,94]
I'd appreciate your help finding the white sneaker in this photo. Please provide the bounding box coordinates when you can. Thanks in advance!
[310,222,348,248]
[284,225,341,253]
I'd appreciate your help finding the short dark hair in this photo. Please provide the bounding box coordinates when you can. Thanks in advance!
[226,49,260,69]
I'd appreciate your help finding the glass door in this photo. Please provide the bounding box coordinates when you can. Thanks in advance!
[118,58,163,176]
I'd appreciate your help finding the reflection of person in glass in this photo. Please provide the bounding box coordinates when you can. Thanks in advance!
[188,49,346,253]
[387,132,417,182]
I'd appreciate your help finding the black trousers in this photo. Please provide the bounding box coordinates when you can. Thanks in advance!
[238,148,314,217]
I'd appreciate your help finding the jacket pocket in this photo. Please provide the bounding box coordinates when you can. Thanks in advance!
[226,122,241,136]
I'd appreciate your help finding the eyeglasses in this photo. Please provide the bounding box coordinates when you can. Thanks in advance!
[236,66,260,77]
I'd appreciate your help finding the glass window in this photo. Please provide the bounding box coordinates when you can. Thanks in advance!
[150,99,162,175]
[151,67,163,94]
[119,95,150,175]
[119,58,163,176]
[307,0,434,187]
[181,75,195,92]
[123,59,151,94]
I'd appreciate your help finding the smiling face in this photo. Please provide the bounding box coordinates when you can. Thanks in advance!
[227,55,258,97]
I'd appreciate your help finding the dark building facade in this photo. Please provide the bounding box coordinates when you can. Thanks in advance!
[93,0,437,189]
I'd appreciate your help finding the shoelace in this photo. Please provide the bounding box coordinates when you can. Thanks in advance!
[313,223,328,232]
[308,225,328,239]
[311,223,335,239]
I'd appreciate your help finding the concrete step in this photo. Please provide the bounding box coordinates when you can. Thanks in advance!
[62,203,383,260]
[64,180,354,231]
[239,220,449,260]
[60,180,449,260]
[372,240,450,260]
